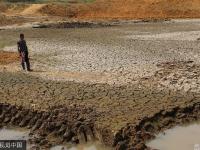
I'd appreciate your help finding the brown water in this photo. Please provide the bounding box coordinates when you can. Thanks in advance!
[147,123,200,150]
[0,127,29,140]
[50,142,111,150]
[0,127,111,150]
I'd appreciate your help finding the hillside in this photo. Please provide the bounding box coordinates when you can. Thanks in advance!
[1,0,200,21]
[38,0,200,19]
[74,0,200,19]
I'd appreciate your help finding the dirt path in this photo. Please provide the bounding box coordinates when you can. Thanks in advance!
[20,4,46,16]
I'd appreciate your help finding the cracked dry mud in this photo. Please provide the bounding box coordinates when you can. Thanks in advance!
[1,20,200,149]
[1,61,200,149]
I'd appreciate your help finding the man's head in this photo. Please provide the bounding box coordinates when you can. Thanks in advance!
[20,34,24,40]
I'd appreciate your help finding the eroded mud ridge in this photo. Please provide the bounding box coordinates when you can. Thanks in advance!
[114,102,200,150]
[1,61,200,149]
[1,98,200,149]
[33,21,114,29]
[0,103,99,149]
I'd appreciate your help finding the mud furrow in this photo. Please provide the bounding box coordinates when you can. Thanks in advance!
[0,103,97,149]
[114,102,200,150]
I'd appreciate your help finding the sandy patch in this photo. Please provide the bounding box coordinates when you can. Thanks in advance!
[0,51,19,65]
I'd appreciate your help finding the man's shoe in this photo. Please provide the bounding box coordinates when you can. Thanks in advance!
[27,69,33,72]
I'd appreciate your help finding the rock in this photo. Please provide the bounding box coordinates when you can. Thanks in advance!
[85,126,95,141]
[115,141,127,150]
[46,121,56,132]
[141,132,154,141]
[30,145,40,150]
[78,117,85,122]
[78,125,88,142]
[27,117,38,129]
[63,130,74,142]
[10,116,16,124]
[57,124,67,135]
[39,121,48,131]
[10,107,17,115]
[55,121,63,129]
[113,132,123,146]
[32,119,43,131]
[143,122,154,132]
[77,131,87,143]
[15,112,22,119]
[19,118,30,127]
[74,121,82,128]
[41,112,50,120]
[39,139,48,146]
[161,117,173,126]
[4,116,11,123]
[134,142,147,150]
[72,136,79,144]
[5,105,12,113]
[0,114,5,122]
[33,137,43,144]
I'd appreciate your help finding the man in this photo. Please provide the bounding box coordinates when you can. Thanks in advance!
[17,34,31,71]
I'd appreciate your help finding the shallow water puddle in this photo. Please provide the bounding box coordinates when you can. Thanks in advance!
[50,142,111,150]
[0,127,33,149]
[0,127,29,140]
[147,123,200,150]
[0,127,110,150]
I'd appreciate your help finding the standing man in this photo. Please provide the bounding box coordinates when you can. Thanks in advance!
[17,33,31,71]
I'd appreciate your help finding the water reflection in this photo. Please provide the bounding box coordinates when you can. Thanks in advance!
[0,127,111,150]
[0,127,29,140]
[147,122,200,150]
[50,142,111,150]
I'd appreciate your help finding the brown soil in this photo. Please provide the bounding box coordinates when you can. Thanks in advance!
[0,103,97,149]
[0,51,18,65]
[35,0,200,19]
[0,14,23,26]
[29,0,200,19]
[73,0,200,20]
[1,101,199,150]
[0,61,200,149]
[1,0,200,25]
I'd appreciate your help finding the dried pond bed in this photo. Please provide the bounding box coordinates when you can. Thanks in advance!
[1,61,200,149]
[1,20,200,149]
[1,93,200,150]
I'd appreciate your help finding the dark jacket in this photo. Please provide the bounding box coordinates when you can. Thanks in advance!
[17,40,28,54]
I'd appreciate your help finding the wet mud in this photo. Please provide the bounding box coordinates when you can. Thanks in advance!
[1,61,200,149]
[1,20,200,149]
[0,103,97,149]
[32,21,114,29]
[114,102,200,149]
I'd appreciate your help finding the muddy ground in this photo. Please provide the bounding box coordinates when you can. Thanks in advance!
[0,51,18,65]
[0,20,200,149]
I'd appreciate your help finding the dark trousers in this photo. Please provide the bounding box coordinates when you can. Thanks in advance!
[21,52,30,71]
